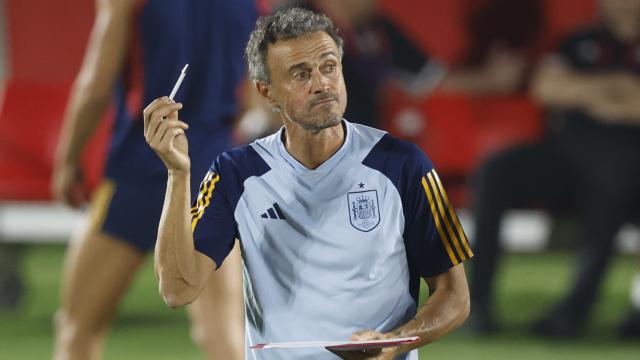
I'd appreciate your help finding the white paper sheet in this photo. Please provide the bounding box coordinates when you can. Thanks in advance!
[251,336,420,350]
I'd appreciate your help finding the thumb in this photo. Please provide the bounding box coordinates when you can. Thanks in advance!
[350,330,381,341]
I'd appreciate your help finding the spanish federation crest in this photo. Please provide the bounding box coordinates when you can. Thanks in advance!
[347,190,380,232]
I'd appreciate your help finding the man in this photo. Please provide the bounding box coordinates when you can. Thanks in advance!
[52,0,256,358]
[469,0,640,337]
[145,8,471,359]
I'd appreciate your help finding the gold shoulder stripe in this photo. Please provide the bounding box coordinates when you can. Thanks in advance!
[432,171,473,258]
[422,176,459,265]
[191,172,220,231]
[426,172,467,262]
[191,171,214,216]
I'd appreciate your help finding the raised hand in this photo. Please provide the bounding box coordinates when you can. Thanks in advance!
[143,97,190,172]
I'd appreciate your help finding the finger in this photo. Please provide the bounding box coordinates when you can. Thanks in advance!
[350,330,379,341]
[146,109,184,146]
[158,127,186,153]
[165,107,180,121]
[143,96,170,132]
[145,102,183,140]
[150,125,185,157]
[149,120,188,147]
[328,347,381,360]
[146,102,183,138]
[363,347,382,356]
[154,119,189,135]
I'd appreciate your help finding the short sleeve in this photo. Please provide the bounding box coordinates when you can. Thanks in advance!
[191,158,237,269]
[402,147,473,278]
[362,134,473,279]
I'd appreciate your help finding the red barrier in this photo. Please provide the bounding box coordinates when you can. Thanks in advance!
[0,82,110,200]
[0,0,110,201]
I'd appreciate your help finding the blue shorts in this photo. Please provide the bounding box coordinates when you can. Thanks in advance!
[92,157,228,252]
[92,130,232,252]
[89,175,168,252]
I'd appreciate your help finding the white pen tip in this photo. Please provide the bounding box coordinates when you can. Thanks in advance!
[181,64,189,73]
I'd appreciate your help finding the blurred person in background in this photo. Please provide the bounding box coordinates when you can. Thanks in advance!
[0,244,23,311]
[618,259,640,338]
[246,0,539,138]
[276,0,444,128]
[468,0,640,337]
[438,0,544,94]
[51,0,257,358]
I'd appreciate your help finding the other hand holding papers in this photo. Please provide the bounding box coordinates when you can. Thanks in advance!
[250,336,419,350]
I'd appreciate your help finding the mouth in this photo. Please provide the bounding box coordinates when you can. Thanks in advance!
[311,98,337,107]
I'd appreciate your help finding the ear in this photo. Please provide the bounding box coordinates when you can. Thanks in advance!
[255,80,280,112]
[256,80,272,102]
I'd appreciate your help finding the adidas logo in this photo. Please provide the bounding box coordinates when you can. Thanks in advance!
[260,203,286,220]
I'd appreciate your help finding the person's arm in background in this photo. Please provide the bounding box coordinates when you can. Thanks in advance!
[438,44,528,94]
[143,97,216,308]
[383,16,527,96]
[531,56,609,111]
[582,73,640,125]
[52,0,137,207]
[531,56,640,125]
[383,18,446,98]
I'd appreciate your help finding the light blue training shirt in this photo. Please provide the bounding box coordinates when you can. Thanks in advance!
[191,120,473,359]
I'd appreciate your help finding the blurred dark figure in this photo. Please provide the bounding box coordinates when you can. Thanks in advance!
[285,0,443,127]
[51,0,256,358]
[469,0,640,337]
[0,243,23,311]
[618,258,640,338]
[440,0,544,94]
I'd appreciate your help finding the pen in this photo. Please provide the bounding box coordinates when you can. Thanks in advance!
[169,64,189,101]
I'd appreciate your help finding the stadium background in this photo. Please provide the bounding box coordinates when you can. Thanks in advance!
[0,0,638,358]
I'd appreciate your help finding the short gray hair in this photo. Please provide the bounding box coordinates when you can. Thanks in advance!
[245,7,344,83]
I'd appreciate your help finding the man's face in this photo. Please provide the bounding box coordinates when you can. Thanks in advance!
[262,31,347,132]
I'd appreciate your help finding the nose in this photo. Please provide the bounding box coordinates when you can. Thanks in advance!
[310,70,330,94]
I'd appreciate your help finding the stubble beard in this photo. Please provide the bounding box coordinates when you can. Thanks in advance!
[284,105,343,134]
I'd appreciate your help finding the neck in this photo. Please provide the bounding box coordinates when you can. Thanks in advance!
[281,118,345,170]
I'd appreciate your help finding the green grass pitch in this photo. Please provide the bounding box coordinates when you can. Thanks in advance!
[0,245,638,359]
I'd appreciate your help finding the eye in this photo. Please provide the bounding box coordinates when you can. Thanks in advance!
[294,71,309,81]
[325,64,336,73]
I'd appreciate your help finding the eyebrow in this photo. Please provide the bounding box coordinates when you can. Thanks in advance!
[287,62,309,74]
[286,51,339,73]
[319,50,338,59]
